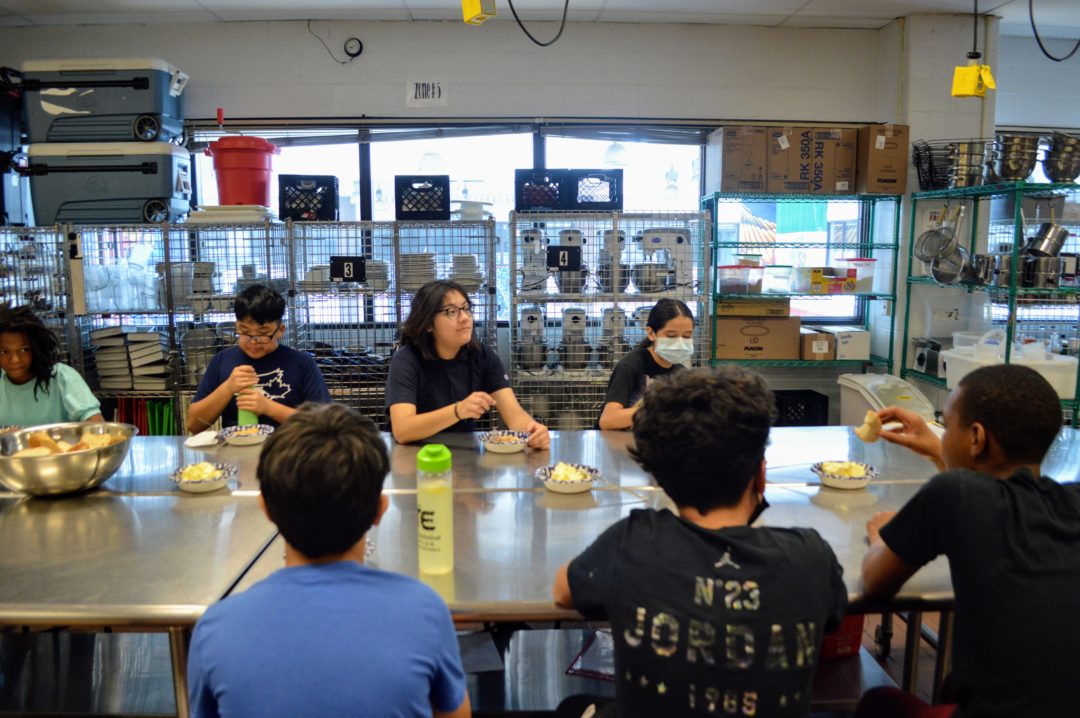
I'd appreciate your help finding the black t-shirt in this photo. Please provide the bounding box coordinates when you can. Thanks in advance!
[602,347,683,410]
[568,509,847,718]
[881,469,1080,718]
[385,343,510,433]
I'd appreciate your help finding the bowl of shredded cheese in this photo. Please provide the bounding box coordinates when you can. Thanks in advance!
[811,461,878,490]
[219,424,274,446]
[535,462,601,494]
[169,462,236,493]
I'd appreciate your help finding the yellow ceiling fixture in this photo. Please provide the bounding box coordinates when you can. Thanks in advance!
[952,0,995,98]
[462,0,496,25]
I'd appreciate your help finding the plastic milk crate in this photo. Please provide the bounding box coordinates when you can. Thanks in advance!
[28,142,191,224]
[19,57,188,143]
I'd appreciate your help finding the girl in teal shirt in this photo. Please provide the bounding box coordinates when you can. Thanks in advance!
[0,305,102,427]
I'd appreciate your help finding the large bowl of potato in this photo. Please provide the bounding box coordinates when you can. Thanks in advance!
[0,422,138,496]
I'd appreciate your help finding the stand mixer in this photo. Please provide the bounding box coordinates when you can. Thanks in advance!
[513,305,548,372]
[519,229,548,291]
[633,227,693,293]
[553,229,588,294]
[598,229,629,294]
[596,308,631,369]
[557,307,592,371]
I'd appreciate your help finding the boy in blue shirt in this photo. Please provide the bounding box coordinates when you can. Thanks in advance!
[187,403,470,718]
[186,284,330,431]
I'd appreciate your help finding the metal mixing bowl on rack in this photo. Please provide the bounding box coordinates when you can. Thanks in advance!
[0,422,138,496]
[554,267,589,294]
[597,263,630,294]
[631,263,670,294]
[513,340,550,372]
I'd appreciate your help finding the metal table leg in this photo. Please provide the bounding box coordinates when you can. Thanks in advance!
[902,610,922,694]
[932,611,954,703]
[169,626,192,718]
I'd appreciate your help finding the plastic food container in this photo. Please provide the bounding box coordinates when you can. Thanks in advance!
[835,258,877,293]
[717,265,750,294]
[763,266,793,294]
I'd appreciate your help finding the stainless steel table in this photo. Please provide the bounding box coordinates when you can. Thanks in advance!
[0,492,277,718]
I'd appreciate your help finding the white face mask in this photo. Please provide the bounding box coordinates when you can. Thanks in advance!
[654,337,693,366]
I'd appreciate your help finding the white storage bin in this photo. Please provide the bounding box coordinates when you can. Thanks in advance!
[940,331,1078,399]
[837,373,937,425]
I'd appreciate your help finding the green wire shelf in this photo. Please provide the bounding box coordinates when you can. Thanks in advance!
[714,292,895,300]
[704,193,902,203]
[711,355,890,369]
[715,242,899,250]
[912,181,1080,201]
[908,276,1080,297]
[902,369,948,389]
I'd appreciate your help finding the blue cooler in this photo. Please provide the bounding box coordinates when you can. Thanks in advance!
[20,57,188,143]
[28,142,191,224]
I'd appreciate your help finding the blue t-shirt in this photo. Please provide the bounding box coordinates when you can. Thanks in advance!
[386,343,510,433]
[0,363,101,426]
[188,562,467,718]
[192,345,331,428]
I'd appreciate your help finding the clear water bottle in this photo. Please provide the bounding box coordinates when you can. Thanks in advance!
[417,444,454,575]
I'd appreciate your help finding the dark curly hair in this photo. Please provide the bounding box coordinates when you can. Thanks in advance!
[631,366,776,512]
[234,284,286,324]
[258,403,389,559]
[954,364,1062,465]
[0,304,61,399]
[399,280,480,362]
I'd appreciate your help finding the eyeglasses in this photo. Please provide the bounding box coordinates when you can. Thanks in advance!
[237,324,280,345]
[436,305,473,321]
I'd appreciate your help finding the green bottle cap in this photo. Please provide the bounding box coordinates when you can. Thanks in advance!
[417,443,452,473]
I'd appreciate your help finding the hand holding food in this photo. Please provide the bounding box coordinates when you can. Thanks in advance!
[854,410,883,443]
[524,420,550,450]
[236,387,267,414]
[179,461,224,482]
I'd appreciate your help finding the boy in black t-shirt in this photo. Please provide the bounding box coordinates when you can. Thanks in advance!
[554,367,847,718]
[860,364,1080,718]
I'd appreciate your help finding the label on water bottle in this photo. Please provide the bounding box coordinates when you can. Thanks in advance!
[417,478,454,574]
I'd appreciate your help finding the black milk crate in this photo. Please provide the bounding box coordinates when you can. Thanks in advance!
[565,169,622,210]
[773,389,829,427]
[394,174,450,220]
[279,174,339,221]
[514,169,567,211]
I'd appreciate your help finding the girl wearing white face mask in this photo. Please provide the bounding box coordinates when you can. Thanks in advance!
[598,299,694,430]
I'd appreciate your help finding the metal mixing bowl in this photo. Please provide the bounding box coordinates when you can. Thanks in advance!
[597,263,630,293]
[632,263,670,293]
[513,341,549,372]
[554,267,588,294]
[0,422,138,496]
[558,341,592,371]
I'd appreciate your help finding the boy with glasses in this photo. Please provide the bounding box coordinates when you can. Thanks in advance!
[187,284,330,432]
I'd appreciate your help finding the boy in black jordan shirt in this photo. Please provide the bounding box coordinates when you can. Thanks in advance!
[554,367,847,718]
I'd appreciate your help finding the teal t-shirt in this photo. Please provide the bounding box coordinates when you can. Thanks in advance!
[0,363,101,426]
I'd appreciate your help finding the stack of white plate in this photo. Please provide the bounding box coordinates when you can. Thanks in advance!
[366,260,390,292]
[184,205,279,224]
[297,265,332,292]
[451,254,484,293]
[398,253,437,292]
[182,328,218,385]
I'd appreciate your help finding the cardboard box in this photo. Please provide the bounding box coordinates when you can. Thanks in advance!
[767,126,856,194]
[715,298,791,317]
[816,326,870,360]
[706,126,768,193]
[857,124,910,194]
[713,316,801,360]
[800,327,836,361]
[767,126,814,193]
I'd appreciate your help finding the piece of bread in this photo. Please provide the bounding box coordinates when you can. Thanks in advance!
[14,446,54,458]
[854,410,883,443]
[80,433,114,449]
[27,431,62,454]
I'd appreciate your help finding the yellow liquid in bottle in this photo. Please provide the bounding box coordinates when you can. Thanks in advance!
[417,476,454,574]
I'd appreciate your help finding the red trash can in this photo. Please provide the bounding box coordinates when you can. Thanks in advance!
[205,136,279,206]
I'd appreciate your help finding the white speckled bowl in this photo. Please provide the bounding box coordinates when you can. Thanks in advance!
[811,461,878,491]
[478,430,529,454]
[169,463,236,493]
[219,424,274,446]
[535,463,601,494]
